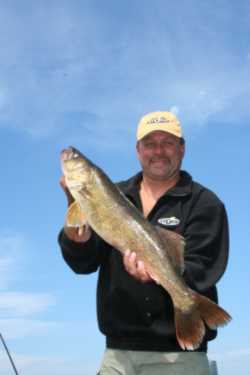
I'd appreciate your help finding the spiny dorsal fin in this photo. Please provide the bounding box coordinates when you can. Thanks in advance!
[155,226,185,275]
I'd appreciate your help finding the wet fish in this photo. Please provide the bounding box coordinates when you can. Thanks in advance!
[60,146,231,350]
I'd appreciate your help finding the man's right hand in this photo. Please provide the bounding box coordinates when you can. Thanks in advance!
[64,225,92,243]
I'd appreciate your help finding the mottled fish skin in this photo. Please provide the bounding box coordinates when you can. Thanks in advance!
[61,147,231,350]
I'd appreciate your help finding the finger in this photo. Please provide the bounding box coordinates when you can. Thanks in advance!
[123,252,151,282]
[123,251,137,275]
[77,224,91,241]
[64,225,91,243]
[78,224,90,237]
[127,252,137,275]
[124,249,131,258]
[137,260,152,282]
[123,250,131,268]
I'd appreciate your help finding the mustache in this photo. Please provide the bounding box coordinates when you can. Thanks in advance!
[150,157,169,162]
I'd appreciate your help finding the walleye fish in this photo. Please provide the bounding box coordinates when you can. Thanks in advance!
[61,146,231,350]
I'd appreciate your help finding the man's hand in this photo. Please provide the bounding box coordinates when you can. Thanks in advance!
[64,225,92,243]
[123,250,152,283]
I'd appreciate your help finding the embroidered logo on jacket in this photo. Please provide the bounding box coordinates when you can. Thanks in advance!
[158,217,180,227]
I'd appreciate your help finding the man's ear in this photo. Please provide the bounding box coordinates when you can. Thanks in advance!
[136,141,140,153]
[179,139,185,158]
[181,142,185,157]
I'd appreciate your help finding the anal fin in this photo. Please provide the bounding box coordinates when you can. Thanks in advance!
[155,226,185,275]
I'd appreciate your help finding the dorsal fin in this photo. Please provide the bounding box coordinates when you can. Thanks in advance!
[155,226,185,275]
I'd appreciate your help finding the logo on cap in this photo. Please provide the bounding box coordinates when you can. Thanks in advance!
[146,116,172,125]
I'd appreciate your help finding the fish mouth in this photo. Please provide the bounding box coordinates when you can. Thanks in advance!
[61,147,80,162]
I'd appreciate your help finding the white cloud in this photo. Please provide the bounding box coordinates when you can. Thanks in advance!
[0,319,60,340]
[0,353,98,375]
[0,233,25,290]
[0,292,56,317]
[209,347,250,375]
[210,347,250,361]
[227,347,250,359]
[0,232,57,340]
[169,106,180,116]
[0,1,249,141]
[0,256,15,289]
[0,89,5,110]
[0,347,248,375]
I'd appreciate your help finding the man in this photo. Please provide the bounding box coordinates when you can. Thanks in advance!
[58,111,229,375]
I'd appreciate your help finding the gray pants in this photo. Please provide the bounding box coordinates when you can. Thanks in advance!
[98,349,211,375]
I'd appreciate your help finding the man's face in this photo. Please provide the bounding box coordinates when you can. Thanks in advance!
[136,131,185,181]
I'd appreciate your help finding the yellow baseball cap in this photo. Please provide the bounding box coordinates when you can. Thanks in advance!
[136,111,182,141]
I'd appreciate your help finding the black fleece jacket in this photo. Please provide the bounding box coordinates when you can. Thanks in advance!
[58,171,229,352]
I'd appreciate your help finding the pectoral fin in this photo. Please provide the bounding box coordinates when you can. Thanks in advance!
[155,227,185,275]
[66,201,87,227]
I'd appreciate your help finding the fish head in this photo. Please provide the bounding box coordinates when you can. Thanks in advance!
[61,147,94,193]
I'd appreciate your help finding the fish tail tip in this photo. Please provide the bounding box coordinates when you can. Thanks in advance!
[174,308,205,351]
[174,293,231,350]
[193,292,232,329]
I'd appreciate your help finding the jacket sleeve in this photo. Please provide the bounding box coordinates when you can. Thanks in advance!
[182,199,229,293]
[58,228,110,274]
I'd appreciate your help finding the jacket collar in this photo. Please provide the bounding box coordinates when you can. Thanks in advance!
[119,171,193,201]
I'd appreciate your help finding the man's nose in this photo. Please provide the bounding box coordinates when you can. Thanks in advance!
[153,143,165,155]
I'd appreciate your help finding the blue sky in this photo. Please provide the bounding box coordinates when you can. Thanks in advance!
[0,1,250,374]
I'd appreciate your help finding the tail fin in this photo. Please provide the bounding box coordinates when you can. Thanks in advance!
[174,292,231,350]
[195,292,232,329]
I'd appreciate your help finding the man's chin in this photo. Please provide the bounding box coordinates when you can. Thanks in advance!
[148,169,173,181]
